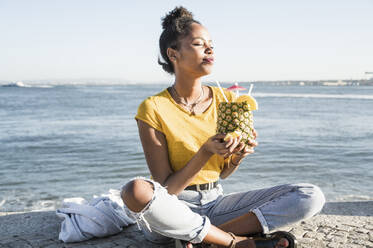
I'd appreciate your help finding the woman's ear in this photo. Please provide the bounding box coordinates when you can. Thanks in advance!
[167,47,177,62]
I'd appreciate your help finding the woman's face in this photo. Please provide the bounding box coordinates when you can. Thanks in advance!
[172,23,214,77]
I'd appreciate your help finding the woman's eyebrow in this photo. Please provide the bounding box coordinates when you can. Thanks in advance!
[192,37,213,45]
[191,37,213,43]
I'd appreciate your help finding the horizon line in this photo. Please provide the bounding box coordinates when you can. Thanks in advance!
[1,77,372,85]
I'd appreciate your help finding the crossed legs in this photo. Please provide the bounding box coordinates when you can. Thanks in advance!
[121,179,296,247]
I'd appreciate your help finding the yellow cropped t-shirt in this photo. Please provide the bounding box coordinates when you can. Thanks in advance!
[135,86,235,185]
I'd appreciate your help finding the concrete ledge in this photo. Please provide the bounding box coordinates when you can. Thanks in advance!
[1,201,372,248]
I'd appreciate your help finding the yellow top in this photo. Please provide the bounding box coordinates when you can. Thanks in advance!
[135,86,235,185]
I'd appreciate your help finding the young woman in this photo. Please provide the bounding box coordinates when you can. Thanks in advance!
[121,7,325,248]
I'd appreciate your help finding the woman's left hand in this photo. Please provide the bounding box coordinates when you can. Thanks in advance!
[231,129,258,159]
[220,129,258,178]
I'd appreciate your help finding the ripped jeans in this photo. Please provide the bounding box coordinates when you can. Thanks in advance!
[122,179,325,244]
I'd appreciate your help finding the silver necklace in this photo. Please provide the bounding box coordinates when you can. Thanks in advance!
[171,84,204,114]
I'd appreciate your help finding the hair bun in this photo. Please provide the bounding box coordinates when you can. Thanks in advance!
[161,6,194,30]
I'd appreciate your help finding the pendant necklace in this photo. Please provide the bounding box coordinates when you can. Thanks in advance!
[171,84,204,115]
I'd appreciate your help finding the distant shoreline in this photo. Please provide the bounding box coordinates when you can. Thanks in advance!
[1,78,373,87]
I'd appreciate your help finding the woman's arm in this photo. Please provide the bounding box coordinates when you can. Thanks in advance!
[219,156,240,179]
[137,120,233,195]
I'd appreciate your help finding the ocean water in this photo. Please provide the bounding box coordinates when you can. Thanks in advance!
[1,83,372,212]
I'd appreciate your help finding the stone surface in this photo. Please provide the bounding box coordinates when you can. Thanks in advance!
[1,201,373,248]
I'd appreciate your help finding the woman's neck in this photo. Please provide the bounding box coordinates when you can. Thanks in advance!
[173,74,203,99]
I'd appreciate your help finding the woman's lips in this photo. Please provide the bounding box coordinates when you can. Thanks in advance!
[203,58,214,64]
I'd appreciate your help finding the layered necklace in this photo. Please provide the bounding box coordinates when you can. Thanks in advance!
[171,84,204,115]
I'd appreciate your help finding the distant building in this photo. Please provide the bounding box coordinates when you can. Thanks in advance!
[322,80,347,86]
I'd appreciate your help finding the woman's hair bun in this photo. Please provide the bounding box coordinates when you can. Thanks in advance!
[161,6,194,30]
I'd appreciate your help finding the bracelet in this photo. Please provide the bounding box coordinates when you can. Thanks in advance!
[230,158,240,167]
[228,232,236,248]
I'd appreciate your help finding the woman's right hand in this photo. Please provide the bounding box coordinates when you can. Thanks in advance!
[202,134,242,158]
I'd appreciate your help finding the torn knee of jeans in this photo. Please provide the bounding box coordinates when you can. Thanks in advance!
[121,177,157,213]
[120,178,161,232]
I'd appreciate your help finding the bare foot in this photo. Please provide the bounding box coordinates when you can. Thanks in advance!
[274,238,289,248]
[186,242,193,248]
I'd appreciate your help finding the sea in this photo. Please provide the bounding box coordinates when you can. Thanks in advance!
[1,82,372,213]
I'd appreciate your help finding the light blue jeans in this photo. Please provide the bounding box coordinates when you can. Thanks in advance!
[123,178,325,244]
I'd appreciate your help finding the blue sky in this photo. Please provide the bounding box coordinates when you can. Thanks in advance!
[0,0,372,83]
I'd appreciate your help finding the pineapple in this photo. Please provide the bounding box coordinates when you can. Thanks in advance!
[217,95,257,145]
[236,95,258,110]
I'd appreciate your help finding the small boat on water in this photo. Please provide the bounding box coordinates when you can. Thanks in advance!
[2,81,29,87]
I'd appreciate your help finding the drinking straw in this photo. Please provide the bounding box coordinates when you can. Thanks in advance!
[248,84,254,95]
[215,81,229,102]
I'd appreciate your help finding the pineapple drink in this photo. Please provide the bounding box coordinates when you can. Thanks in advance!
[217,94,258,145]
